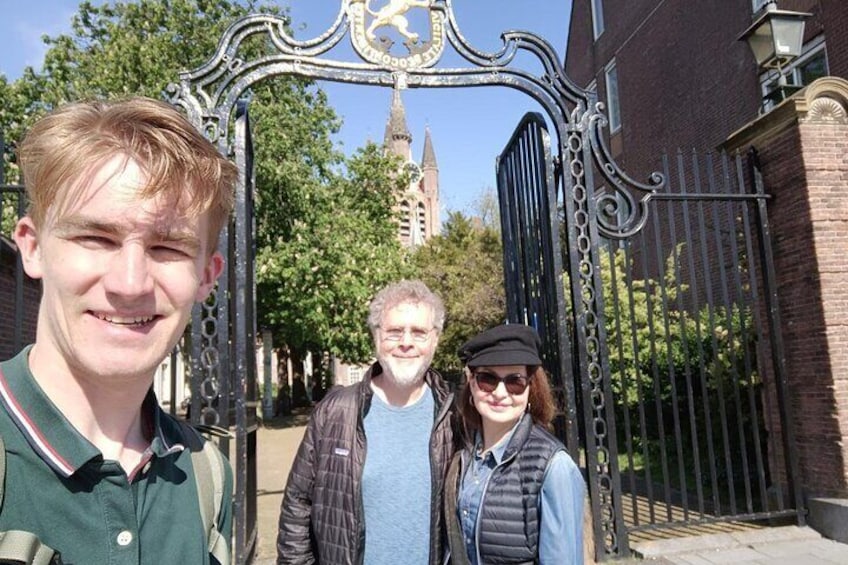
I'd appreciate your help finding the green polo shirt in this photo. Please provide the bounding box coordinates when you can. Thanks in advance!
[0,347,233,564]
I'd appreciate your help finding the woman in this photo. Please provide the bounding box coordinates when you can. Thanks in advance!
[446,324,585,565]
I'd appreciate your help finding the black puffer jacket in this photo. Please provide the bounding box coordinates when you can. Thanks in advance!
[276,363,457,565]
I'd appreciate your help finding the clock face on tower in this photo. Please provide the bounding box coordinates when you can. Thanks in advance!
[403,160,423,184]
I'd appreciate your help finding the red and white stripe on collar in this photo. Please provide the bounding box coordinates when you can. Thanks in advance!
[0,367,75,478]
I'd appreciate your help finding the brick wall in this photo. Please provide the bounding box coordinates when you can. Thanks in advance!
[564,0,845,183]
[725,79,848,498]
[794,112,848,497]
[823,0,848,78]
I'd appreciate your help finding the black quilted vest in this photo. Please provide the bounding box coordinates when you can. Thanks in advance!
[474,415,563,564]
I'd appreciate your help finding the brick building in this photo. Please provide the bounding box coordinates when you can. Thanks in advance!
[383,86,440,248]
[565,0,846,177]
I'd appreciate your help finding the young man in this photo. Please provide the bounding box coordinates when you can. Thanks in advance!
[277,280,457,565]
[0,97,237,564]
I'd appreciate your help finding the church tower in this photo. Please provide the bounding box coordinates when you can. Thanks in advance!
[383,87,439,247]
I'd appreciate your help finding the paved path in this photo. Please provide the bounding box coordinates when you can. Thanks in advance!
[630,525,848,564]
[253,410,310,564]
[250,410,848,564]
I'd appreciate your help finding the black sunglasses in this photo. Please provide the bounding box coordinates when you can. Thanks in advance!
[473,371,531,395]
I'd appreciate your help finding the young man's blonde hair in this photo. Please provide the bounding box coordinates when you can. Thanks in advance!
[17,96,237,248]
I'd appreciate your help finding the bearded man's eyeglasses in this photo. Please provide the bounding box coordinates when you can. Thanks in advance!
[381,327,433,343]
[472,371,531,395]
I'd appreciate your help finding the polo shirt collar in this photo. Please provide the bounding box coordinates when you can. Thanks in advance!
[0,347,183,477]
[147,393,186,458]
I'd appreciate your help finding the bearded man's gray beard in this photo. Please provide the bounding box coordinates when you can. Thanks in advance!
[378,350,434,387]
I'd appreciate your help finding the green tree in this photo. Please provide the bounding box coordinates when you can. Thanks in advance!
[413,210,506,377]
[257,143,411,363]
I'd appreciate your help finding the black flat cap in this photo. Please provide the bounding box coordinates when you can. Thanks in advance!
[458,324,543,368]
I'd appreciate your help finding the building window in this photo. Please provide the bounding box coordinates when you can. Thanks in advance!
[417,202,427,238]
[591,0,605,40]
[760,37,828,111]
[605,61,621,133]
[347,365,362,386]
[399,200,411,240]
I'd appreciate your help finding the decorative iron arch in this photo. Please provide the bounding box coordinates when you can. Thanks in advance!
[168,0,665,559]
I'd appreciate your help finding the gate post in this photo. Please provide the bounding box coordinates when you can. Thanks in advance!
[724,77,848,538]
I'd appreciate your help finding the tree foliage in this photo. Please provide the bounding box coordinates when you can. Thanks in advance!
[413,210,506,377]
[0,0,409,362]
[258,143,412,363]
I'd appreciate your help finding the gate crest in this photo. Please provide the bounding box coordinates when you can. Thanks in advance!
[349,0,445,67]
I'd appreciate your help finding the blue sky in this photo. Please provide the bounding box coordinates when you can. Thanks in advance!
[0,1,573,214]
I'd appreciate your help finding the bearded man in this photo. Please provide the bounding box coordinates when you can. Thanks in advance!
[277,280,457,565]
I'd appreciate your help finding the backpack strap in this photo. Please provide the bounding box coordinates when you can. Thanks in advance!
[0,531,63,564]
[0,434,63,564]
[178,421,230,565]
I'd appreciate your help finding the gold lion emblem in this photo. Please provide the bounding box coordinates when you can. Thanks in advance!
[366,0,432,45]
[348,0,444,68]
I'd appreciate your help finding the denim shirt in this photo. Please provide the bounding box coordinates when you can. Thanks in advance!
[457,418,585,565]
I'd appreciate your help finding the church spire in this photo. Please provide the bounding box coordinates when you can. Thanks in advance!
[387,87,412,147]
[422,126,437,169]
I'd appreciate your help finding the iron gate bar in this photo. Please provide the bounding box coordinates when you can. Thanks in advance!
[232,100,259,564]
[707,154,741,516]
[649,163,687,522]
[733,154,775,514]
[600,150,806,536]
[720,156,757,516]
[666,152,700,521]
[603,241,638,524]
[638,211,673,522]
[674,152,708,520]
[496,113,578,456]
[694,155,728,517]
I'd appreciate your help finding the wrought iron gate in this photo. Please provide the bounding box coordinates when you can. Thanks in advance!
[497,111,805,558]
[184,100,259,563]
[161,0,805,561]
[496,113,579,457]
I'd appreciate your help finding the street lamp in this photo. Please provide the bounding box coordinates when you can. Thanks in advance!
[739,0,812,106]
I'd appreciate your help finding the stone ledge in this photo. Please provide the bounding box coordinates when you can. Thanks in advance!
[631,526,820,558]
[808,497,848,543]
